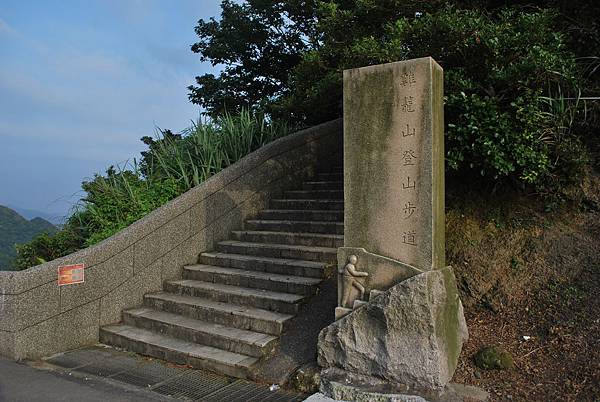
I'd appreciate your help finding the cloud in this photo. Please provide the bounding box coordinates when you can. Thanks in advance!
[0,17,16,35]
[0,0,215,215]
[58,52,127,77]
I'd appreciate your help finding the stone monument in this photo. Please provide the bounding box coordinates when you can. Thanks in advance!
[315,58,483,401]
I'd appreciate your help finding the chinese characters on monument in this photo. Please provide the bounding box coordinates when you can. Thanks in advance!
[400,69,419,248]
[344,57,445,271]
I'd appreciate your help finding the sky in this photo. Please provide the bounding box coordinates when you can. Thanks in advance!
[0,0,223,222]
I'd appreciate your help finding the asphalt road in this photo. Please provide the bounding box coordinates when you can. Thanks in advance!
[0,358,175,402]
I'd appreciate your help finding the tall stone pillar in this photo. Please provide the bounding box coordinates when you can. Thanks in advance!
[335,57,448,315]
[317,58,474,401]
[344,57,445,271]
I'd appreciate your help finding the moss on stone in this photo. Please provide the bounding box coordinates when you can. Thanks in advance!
[343,64,396,249]
[290,363,321,394]
[474,346,514,370]
[437,266,462,375]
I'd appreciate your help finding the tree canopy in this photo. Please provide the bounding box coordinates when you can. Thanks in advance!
[188,0,318,116]
[189,0,599,194]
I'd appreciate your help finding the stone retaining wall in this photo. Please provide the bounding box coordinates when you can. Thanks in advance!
[0,119,342,360]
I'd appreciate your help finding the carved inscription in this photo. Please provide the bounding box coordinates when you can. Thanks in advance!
[401,96,416,113]
[402,231,417,246]
[402,124,416,137]
[402,150,417,166]
[400,69,419,247]
[400,69,417,86]
[402,176,416,190]
[403,202,416,219]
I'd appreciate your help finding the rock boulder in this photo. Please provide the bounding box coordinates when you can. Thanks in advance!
[317,266,468,391]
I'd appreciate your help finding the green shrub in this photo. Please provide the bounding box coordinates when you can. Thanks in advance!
[15,226,85,269]
[75,169,181,247]
[286,6,586,188]
[15,111,289,270]
[191,2,593,193]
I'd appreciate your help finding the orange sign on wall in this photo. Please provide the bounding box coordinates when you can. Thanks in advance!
[58,263,85,286]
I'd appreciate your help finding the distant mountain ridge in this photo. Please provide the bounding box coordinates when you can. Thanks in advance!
[6,204,65,225]
[0,205,57,270]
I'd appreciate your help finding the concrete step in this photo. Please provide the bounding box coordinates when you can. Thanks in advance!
[284,190,343,200]
[257,209,343,222]
[316,172,343,181]
[200,251,329,279]
[184,264,321,296]
[245,219,343,235]
[144,292,293,336]
[302,181,343,191]
[96,166,351,377]
[270,199,343,211]
[216,240,337,262]
[121,307,277,358]
[232,230,343,248]
[99,324,257,379]
[164,279,305,314]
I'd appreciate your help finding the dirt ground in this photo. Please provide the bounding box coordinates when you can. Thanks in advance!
[448,172,600,401]
[268,170,600,400]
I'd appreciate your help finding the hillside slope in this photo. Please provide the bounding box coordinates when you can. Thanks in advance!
[447,172,600,401]
[0,206,57,270]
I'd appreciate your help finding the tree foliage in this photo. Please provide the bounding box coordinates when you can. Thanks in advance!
[190,1,598,192]
[188,0,318,116]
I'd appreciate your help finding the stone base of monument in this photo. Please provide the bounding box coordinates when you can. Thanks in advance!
[303,368,489,402]
[334,300,370,320]
[319,267,468,390]
[316,267,486,401]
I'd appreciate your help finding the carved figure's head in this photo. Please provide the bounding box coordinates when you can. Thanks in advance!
[348,255,358,265]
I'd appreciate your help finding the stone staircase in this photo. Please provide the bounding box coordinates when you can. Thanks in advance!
[100,167,343,379]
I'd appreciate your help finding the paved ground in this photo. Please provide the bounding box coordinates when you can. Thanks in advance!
[0,357,173,402]
[0,345,305,402]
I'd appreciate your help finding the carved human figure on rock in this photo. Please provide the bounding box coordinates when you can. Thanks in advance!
[339,255,369,308]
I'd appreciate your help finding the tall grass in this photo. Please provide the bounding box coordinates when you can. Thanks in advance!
[147,109,287,190]
[15,111,290,269]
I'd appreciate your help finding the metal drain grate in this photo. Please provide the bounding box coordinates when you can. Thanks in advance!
[200,380,306,402]
[152,369,234,400]
[155,375,304,402]
[45,346,305,402]
[109,360,189,388]
[77,355,139,377]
